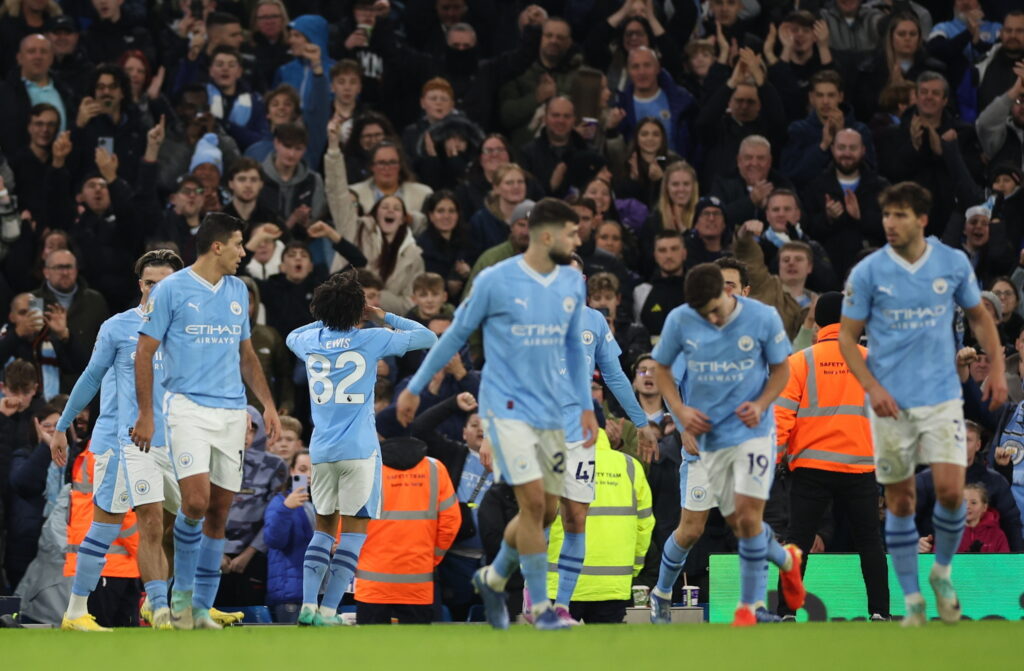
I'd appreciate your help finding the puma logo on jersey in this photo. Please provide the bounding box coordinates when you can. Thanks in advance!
[514,298,528,309]
[877,285,894,296]
[188,302,201,311]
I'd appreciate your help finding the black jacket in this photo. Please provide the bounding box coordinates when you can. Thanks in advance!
[31,280,109,393]
[5,440,52,590]
[0,68,74,156]
[519,130,590,198]
[710,169,795,227]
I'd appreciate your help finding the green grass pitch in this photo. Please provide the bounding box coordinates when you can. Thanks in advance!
[3,621,1018,671]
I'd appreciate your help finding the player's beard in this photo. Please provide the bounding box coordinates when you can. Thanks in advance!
[549,248,573,265]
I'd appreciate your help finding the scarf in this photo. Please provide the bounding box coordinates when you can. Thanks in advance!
[207,83,252,128]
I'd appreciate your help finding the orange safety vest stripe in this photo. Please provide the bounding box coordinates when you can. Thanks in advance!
[775,325,875,474]
[64,450,140,578]
[356,458,461,605]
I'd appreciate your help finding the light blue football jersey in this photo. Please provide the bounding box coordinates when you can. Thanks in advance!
[56,318,121,456]
[560,307,648,442]
[287,314,437,463]
[653,296,791,451]
[407,257,591,430]
[842,237,980,409]
[139,268,251,409]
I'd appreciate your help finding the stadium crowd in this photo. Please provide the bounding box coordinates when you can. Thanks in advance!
[0,0,1023,626]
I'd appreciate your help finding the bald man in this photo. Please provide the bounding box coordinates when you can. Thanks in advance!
[0,34,72,154]
[616,46,696,157]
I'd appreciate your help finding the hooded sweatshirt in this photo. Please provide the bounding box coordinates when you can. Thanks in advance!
[958,508,1010,554]
[272,15,333,166]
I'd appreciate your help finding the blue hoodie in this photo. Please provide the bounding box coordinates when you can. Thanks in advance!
[273,15,334,167]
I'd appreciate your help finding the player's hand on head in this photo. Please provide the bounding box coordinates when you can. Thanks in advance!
[396,389,420,426]
[362,305,385,324]
[735,400,763,428]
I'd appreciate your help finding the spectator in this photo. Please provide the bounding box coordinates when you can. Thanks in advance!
[350,142,434,230]
[877,71,979,237]
[615,118,681,207]
[81,0,155,70]
[684,195,730,267]
[248,0,291,92]
[206,45,267,150]
[941,205,1014,289]
[633,231,686,336]
[0,294,72,389]
[8,103,60,223]
[975,70,1024,184]
[243,83,301,164]
[354,436,460,625]
[821,0,884,57]
[519,96,588,198]
[583,271,648,374]
[694,48,787,189]
[329,60,365,145]
[467,163,529,265]
[272,14,332,161]
[258,241,325,343]
[990,277,1024,346]
[0,34,73,155]
[641,161,699,256]
[780,70,876,188]
[270,416,304,463]
[222,157,282,230]
[616,47,695,158]
[336,0,400,122]
[499,16,581,148]
[405,272,452,325]
[155,174,205,267]
[956,483,1010,552]
[416,190,473,300]
[258,123,326,229]
[976,10,1024,111]
[733,223,806,339]
[711,135,795,226]
[0,1,63,74]
[326,138,426,314]
[401,77,483,184]
[918,419,1023,551]
[754,189,839,293]
[632,354,666,425]
[763,11,837,121]
[927,0,1001,122]
[801,128,889,279]
[989,164,1024,248]
[5,402,59,595]
[263,448,313,623]
[462,200,532,298]
[409,391,492,622]
[117,50,165,131]
[217,407,288,608]
[342,111,399,185]
[239,276,294,416]
[852,12,945,121]
[32,249,108,393]
[71,64,147,184]
[45,15,92,100]
[583,2,683,94]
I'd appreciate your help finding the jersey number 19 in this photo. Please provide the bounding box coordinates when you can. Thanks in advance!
[307,352,367,404]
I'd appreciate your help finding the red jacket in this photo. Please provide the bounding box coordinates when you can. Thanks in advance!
[957,509,1010,554]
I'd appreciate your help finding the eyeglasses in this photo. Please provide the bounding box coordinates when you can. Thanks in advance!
[46,264,75,272]
[374,159,400,167]
[699,210,724,218]
[992,289,1015,298]
[179,187,205,196]
[635,368,656,376]
[95,82,120,92]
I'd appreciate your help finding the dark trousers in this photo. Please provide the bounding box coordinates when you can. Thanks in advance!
[356,601,433,624]
[436,552,481,622]
[90,577,142,627]
[568,599,630,624]
[215,551,268,607]
[777,468,889,617]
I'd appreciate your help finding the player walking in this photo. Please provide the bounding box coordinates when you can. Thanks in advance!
[397,198,597,630]
[132,213,282,630]
[839,182,1006,626]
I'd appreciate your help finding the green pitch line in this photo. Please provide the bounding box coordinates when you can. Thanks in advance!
[3,621,1017,671]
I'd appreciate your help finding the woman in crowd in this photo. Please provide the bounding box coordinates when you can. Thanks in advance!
[416,190,473,301]
[467,162,528,264]
[614,117,680,208]
[582,176,647,250]
[454,134,544,218]
[263,449,314,623]
[117,50,167,131]
[350,141,434,231]
[957,483,1010,554]
[639,160,699,259]
[990,277,1024,347]
[343,112,400,184]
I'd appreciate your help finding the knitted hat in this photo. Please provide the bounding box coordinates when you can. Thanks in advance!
[189,132,223,174]
[510,199,535,223]
[814,291,844,328]
[980,291,1004,322]
[693,195,724,221]
[965,204,991,221]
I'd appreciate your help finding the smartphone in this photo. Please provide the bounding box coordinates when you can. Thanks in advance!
[97,137,115,154]
[292,474,309,491]
[28,296,44,315]
[656,155,668,167]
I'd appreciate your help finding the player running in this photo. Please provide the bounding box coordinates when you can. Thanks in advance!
[132,213,283,630]
[50,250,183,631]
[652,263,805,627]
[839,182,1006,626]
[288,272,437,626]
[397,198,597,630]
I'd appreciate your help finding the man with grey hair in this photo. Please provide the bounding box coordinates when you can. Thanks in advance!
[975,66,1024,172]
[877,71,982,237]
[710,134,794,225]
[616,46,695,156]
[0,33,73,155]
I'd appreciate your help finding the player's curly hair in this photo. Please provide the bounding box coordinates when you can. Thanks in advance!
[134,249,184,277]
[310,271,365,332]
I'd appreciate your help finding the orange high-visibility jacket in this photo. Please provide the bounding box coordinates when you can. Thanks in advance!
[355,457,460,605]
[774,323,875,474]
[63,448,140,578]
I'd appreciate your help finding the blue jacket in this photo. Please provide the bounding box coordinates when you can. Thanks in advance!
[263,491,315,605]
[780,108,876,188]
[272,15,333,166]
[616,69,695,159]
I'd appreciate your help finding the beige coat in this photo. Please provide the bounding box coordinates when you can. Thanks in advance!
[349,178,433,235]
[733,232,808,341]
[325,148,425,313]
